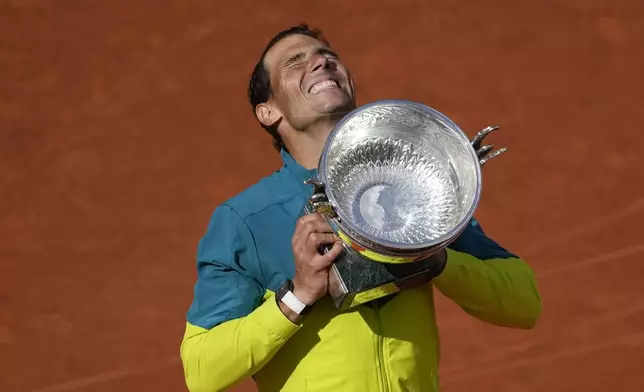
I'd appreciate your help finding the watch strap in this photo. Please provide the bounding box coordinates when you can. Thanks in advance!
[276,279,311,315]
[280,290,307,314]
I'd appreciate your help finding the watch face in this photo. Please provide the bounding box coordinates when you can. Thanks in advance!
[278,279,293,299]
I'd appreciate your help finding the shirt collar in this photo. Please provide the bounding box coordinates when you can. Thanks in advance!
[281,149,318,192]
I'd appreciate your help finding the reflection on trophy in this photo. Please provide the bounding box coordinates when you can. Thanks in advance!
[302,100,508,310]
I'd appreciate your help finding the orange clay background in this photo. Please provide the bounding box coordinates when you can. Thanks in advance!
[2,1,643,391]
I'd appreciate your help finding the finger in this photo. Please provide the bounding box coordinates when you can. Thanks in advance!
[308,233,339,248]
[293,214,320,246]
[293,213,336,251]
[296,212,322,226]
[297,220,335,240]
[307,241,342,272]
[299,211,333,226]
[320,241,344,265]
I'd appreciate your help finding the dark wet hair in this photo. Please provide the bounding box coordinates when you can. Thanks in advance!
[247,24,330,152]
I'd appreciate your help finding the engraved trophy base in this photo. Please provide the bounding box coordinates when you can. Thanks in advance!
[327,246,444,310]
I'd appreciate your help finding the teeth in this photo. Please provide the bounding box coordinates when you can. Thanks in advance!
[310,80,338,94]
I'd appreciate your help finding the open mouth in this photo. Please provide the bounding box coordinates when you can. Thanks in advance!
[308,79,340,95]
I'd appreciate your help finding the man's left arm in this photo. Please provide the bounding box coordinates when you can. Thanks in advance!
[431,218,542,329]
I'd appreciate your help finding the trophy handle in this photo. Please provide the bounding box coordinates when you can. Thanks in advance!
[471,125,508,166]
[304,178,338,218]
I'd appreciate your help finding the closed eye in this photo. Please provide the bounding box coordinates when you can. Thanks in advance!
[318,48,339,59]
[283,48,339,68]
[284,52,305,68]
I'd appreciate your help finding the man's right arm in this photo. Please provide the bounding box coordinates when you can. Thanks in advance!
[180,205,300,392]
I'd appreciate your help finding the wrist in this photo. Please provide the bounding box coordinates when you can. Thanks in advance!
[291,284,317,306]
[276,279,313,324]
[277,300,304,325]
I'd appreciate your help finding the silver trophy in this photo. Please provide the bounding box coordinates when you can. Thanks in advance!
[303,100,507,309]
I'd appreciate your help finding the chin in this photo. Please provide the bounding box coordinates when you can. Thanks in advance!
[320,98,355,116]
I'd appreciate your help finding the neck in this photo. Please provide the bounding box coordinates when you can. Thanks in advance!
[284,117,339,169]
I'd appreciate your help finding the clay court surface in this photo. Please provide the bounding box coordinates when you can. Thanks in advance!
[2,0,643,391]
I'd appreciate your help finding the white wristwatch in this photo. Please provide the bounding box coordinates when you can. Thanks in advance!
[276,279,311,315]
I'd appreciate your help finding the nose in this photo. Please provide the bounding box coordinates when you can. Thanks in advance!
[309,53,333,73]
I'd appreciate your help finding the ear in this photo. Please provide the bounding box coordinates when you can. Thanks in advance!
[255,102,282,128]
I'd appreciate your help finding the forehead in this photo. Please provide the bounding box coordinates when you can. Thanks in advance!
[263,34,328,69]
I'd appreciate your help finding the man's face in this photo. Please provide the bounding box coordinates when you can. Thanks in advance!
[263,34,356,130]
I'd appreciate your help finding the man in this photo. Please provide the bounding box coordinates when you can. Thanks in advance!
[180,24,542,392]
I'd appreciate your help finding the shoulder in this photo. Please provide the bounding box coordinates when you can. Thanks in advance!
[196,167,303,269]
[222,168,301,219]
[198,168,300,245]
[448,218,518,260]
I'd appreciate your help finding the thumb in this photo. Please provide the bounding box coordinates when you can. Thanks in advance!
[322,241,344,264]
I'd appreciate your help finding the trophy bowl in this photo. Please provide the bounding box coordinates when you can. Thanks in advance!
[314,100,483,263]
